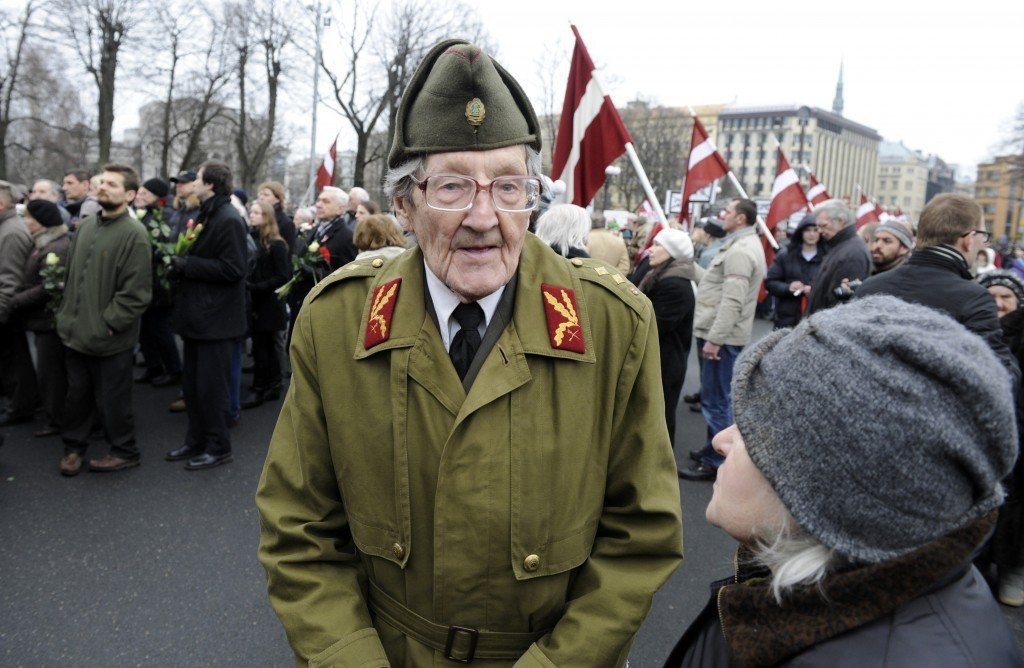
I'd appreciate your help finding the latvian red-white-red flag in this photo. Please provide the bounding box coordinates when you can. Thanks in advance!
[805,172,831,206]
[857,194,881,228]
[678,116,729,225]
[764,148,810,263]
[551,25,633,207]
[315,136,337,192]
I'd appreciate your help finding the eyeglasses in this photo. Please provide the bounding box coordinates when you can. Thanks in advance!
[413,174,542,213]
[962,229,992,242]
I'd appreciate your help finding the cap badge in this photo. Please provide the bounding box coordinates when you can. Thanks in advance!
[364,278,402,349]
[465,98,486,126]
[541,284,585,353]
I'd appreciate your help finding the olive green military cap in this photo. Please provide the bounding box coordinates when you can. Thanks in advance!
[387,39,542,168]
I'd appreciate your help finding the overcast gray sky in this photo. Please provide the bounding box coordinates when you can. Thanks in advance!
[308,0,1023,178]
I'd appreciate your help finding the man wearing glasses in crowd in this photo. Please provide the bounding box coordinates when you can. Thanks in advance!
[857,193,1020,385]
[255,40,683,665]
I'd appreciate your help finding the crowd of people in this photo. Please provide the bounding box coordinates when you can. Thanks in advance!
[0,164,411,474]
[3,36,1023,666]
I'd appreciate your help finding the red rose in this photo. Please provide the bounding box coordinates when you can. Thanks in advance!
[319,245,331,263]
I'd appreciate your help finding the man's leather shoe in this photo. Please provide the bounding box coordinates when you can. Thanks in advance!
[151,372,182,387]
[689,449,704,463]
[165,445,202,462]
[34,425,60,438]
[0,412,32,427]
[60,452,84,476]
[678,462,717,481]
[168,398,186,412]
[683,392,701,404]
[688,403,702,413]
[89,454,140,472]
[185,452,233,471]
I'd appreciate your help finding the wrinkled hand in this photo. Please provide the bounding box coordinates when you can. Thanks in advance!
[702,341,721,361]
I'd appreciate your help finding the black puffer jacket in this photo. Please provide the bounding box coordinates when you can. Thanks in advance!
[765,219,824,328]
[172,194,248,340]
[856,244,1020,389]
[665,517,1020,668]
[248,238,291,333]
[806,225,871,314]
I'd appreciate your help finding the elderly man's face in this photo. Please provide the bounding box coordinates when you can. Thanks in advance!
[396,146,531,303]
[30,181,58,202]
[134,187,158,208]
[817,213,842,241]
[315,191,343,220]
[347,189,362,213]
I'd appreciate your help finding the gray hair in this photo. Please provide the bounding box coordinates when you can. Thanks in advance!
[534,204,590,257]
[0,180,14,207]
[384,146,544,205]
[348,186,370,203]
[33,179,61,199]
[590,213,607,230]
[321,186,348,207]
[813,198,855,228]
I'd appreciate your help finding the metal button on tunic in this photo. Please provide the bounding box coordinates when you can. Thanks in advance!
[524,554,540,572]
[392,543,405,559]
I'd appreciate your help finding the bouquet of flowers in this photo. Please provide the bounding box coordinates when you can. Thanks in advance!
[40,252,65,317]
[138,207,176,290]
[173,218,203,255]
[276,240,331,299]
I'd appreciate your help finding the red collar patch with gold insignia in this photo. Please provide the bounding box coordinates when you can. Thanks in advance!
[364,278,401,349]
[541,283,585,353]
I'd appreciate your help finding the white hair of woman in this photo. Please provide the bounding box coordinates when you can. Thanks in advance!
[534,204,590,258]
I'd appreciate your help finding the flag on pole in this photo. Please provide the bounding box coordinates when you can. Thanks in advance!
[805,172,831,206]
[315,136,337,192]
[551,25,633,207]
[679,116,730,225]
[857,194,880,228]
[763,148,810,261]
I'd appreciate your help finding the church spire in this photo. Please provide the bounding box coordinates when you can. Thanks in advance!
[832,60,844,116]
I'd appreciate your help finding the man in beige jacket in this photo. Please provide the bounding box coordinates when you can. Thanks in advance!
[587,214,630,273]
[679,198,765,481]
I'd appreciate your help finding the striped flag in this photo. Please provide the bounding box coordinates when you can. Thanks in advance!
[679,116,729,225]
[857,194,881,228]
[759,148,810,299]
[805,172,831,205]
[551,25,633,207]
[315,136,337,192]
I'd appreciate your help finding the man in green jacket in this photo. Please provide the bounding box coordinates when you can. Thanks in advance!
[56,163,152,476]
[256,40,683,666]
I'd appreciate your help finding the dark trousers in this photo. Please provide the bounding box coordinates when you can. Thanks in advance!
[0,321,39,417]
[34,330,68,428]
[251,331,283,391]
[139,304,181,374]
[182,338,233,456]
[62,347,137,458]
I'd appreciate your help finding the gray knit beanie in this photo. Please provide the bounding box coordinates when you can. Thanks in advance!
[732,295,1017,563]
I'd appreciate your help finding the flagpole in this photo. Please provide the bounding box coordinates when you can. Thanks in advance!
[725,171,779,251]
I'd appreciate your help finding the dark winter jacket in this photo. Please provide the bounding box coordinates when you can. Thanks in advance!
[765,225,824,328]
[138,206,173,308]
[664,516,1020,668]
[856,244,1020,388]
[806,225,871,314]
[56,210,153,356]
[0,208,32,323]
[9,226,71,332]
[248,238,291,333]
[288,216,358,311]
[171,194,248,341]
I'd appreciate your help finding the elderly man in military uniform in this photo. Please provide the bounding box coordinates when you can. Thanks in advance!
[256,40,683,667]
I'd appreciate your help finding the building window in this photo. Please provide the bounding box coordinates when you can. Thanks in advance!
[905,181,913,190]
[904,196,911,206]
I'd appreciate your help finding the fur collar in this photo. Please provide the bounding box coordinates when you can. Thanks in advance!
[32,225,68,249]
[718,514,995,667]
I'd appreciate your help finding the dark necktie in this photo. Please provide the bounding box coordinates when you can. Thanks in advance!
[449,302,484,381]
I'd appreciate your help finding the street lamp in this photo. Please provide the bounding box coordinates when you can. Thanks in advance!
[603,165,621,211]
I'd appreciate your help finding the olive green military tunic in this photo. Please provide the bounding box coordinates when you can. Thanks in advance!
[256,234,684,667]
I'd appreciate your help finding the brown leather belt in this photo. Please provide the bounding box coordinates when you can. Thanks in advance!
[366,581,549,663]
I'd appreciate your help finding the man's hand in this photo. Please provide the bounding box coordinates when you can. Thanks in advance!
[789,280,806,295]
[702,341,721,361]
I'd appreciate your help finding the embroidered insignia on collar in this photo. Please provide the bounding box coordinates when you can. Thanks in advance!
[364,278,401,349]
[541,283,584,353]
[465,98,486,126]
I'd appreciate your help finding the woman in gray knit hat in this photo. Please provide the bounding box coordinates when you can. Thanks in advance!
[664,295,1020,667]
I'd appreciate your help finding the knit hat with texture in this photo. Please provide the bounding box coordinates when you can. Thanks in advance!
[731,295,1017,563]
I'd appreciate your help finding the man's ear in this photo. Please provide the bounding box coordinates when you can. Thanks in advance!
[393,196,413,232]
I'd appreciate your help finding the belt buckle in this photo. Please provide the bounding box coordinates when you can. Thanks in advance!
[445,625,479,663]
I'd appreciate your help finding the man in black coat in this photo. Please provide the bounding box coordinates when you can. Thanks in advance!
[807,200,872,314]
[287,186,357,338]
[165,161,248,471]
[856,194,1019,387]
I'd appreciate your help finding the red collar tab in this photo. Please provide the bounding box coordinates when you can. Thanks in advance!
[541,283,585,354]
[364,278,402,349]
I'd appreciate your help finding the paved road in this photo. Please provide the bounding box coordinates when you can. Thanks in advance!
[1,318,1021,665]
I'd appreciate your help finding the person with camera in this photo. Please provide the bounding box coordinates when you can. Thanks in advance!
[856,194,1019,387]
[806,199,871,314]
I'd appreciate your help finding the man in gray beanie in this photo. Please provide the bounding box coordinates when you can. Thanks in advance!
[664,295,1021,666]
[869,220,913,275]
